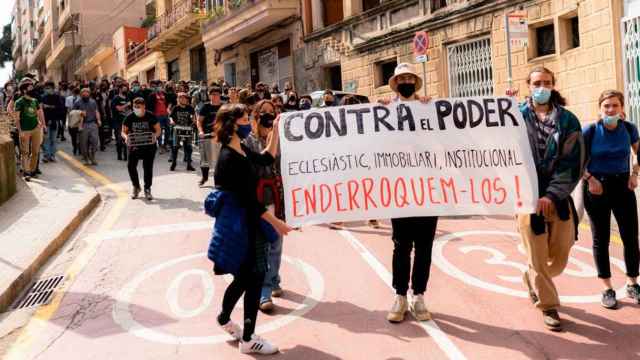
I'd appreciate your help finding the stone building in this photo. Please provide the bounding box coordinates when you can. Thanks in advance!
[126,0,209,83]
[201,0,302,90]
[301,0,626,122]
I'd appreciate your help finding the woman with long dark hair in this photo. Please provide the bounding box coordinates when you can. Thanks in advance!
[206,103,292,355]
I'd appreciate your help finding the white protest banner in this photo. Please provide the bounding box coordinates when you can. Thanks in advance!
[278,97,539,227]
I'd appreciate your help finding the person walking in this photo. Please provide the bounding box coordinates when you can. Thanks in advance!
[515,67,584,331]
[146,80,170,153]
[66,88,82,156]
[74,88,102,165]
[205,103,292,355]
[196,86,223,186]
[582,90,640,309]
[13,79,45,181]
[122,98,161,200]
[112,83,131,161]
[169,92,196,171]
[244,100,286,312]
[40,81,66,162]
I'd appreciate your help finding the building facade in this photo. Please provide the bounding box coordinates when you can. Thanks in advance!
[201,0,303,90]
[300,0,624,123]
[10,0,146,82]
[126,0,209,83]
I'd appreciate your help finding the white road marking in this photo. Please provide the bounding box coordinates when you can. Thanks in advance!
[337,230,467,360]
[166,269,215,319]
[432,230,628,303]
[113,253,324,345]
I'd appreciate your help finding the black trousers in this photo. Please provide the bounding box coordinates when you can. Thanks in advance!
[69,127,80,154]
[114,123,127,159]
[218,260,265,342]
[391,216,439,296]
[127,146,156,190]
[584,174,640,279]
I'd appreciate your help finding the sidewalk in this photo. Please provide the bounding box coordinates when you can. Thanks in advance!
[0,155,100,313]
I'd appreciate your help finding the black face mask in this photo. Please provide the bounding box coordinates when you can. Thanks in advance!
[259,112,275,128]
[27,90,38,98]
[397,83,416,98]
[82,96,90,102]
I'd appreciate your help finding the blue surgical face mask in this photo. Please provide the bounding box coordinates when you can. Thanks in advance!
[236,124,252,139]
[532,87,552,105]
[603,114,621,126]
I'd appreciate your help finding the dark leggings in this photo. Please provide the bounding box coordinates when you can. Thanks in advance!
[584,174,640,279]
[391,216,439,296]
[218,262,265,342]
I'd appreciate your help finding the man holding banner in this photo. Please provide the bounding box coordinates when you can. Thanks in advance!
[279,64,541,325]
[515,67,585,331]
[382,63,439,323]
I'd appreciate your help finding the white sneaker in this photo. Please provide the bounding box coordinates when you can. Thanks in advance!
[386,295,408,323]
[239,334,279,355]
[410,294,432,321]
[218,319,242,341]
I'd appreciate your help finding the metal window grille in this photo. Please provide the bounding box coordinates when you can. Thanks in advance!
[447,37,494,98]
[623,16,640,128]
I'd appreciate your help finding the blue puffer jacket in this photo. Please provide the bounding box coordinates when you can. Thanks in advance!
[204,189,278,275]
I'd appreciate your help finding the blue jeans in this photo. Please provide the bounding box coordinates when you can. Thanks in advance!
[260,234,283,303]
[43,123,58,159]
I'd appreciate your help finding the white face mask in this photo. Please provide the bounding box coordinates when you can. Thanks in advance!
[134,109,145,117]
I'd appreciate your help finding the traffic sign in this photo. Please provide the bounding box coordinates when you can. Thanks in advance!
[413,31,429,57]
[415,54,428,63]
[507,13,528,47]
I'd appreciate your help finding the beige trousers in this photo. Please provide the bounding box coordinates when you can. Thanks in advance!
[19,128,43,173]
[517,206,575,311]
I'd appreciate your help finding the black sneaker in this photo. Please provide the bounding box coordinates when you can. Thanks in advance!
[24,173,31,182]
[170,162,176,171]
[186,163,196,171]
[601,289,617,309]
[144,189,153,201]
[542,309,562,331]
[131,187,141,199]
[627,284,640,304]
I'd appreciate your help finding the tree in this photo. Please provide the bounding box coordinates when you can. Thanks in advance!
[0,24,13,69]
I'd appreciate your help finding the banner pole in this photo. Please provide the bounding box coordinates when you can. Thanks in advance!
[422,61,428,97]
[505,14,514,91]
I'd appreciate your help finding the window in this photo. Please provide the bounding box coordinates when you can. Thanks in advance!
[168,59,180,82]
[190,45,207,82]
[326,65,342,91]
[431,0,448,12]
[323,0,344,27]
[447,37,494,97]
[224,62,237,86]
[559,13,580,53]
[375,59,397,88]
[363,0,380,12]
[531,23,556,58]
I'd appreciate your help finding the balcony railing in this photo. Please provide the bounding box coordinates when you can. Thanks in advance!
[126,41,153,65]
[147,0,208,42]
[79,34,112,63]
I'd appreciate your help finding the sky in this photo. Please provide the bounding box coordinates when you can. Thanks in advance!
[0,0,15,85]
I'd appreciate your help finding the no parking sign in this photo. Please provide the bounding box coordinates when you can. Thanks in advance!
[413,31,429,63]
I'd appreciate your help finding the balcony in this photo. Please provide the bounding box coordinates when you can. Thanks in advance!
[202,0,298,49]
[46,31,76,69]
[127,41,153,65]
[58,0,76,32]
[75,34,114,75]
[28,30,52,68]
[147,0,209,52]
[14,55,27,72]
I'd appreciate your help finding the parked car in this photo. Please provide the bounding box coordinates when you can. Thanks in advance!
[309,90,370,107]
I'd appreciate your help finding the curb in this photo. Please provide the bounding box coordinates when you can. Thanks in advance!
[0,163,102,313]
